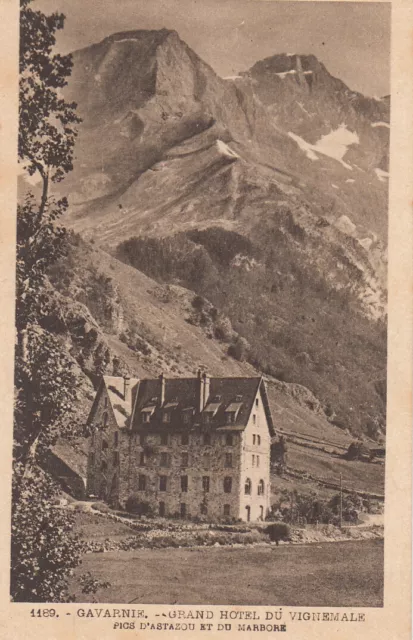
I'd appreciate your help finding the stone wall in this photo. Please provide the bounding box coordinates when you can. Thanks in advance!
[239,388,271,521]
[87,388,120,504]
[118,428,242,520]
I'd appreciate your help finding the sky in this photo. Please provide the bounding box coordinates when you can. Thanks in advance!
[35,0,391,97]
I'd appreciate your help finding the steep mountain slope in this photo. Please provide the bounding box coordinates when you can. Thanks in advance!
[47,235,364,444]
[47,29,388,445]
[43,235,384,498]
[62,30,389,242]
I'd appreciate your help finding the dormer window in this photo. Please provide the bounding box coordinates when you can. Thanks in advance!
[182,408,194,424]
[141,406,155,423]
[162,412,171,424]
[225,400,242,424]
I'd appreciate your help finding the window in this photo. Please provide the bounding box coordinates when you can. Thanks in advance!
[223,504,231,517]
[160,433,168,445]
[104,396,108,408]
[181,476,188,493]
[252,414,256,425]
[257,435,261,446]
[183,413,191,425]
[160,452,169,467]
[139,433,146,445]
[102,439,109,450]
[225,453,233,468]
[257,455,260,468]
[256,398,259,407]
[203,433,211,446]
[114,431,119,446]
[139,451,145,466]
[259,505,264,520]
[181,433,189,445]
[180,503,187,518]
[181,452,189,468]
[226,412,236,424]
[101,461,107,472]
[162,412,171,424]
[159,501,165,517]
[252,434,256,445]
[113,451,119,465]
[258,479,265,496]
[202,453,211,470]
[200,502,208,515]
[225,434,233,446]
[142,412,151,423]
[138,474,146,490]
[159,476,167,492]
[223,477,232,493]
[102,412,108,428]
[202,476,210,492]
[245,478,252,495]
[252,454,255,467]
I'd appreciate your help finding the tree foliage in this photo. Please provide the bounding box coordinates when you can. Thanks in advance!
[12,0,84,602]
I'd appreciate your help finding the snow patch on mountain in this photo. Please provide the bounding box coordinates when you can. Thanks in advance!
[288,125,359,169]
[276,70,297,79]
[375,168,389,182]
[296,102,313,117]
[288,132,318,161]
[216,140,239,159]
[371,121,390,129]
[312,125,359,169]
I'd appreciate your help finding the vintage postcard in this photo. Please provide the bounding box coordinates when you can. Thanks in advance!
[0,0,411,638]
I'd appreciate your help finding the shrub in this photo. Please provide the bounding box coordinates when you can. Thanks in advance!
[265,522,291,545]
[192,295,205,311]
[125,495,153,516]
[228,336,250,362]
[214,316,233,342]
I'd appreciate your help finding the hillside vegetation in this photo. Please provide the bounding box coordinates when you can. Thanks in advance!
[116,225,386,438]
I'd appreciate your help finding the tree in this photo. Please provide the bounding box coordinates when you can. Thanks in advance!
[12,0,84,602]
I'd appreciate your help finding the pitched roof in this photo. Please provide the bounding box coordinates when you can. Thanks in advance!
[132,375,272,432]
[88,374,275,435]
[103,375,139,428]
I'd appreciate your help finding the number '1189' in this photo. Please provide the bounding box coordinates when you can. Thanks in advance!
[30,609,57,617]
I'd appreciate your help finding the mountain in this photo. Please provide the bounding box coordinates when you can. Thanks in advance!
[62,30,389,241]
[41,29,388,444]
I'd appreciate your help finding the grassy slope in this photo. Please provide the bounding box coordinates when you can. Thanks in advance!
[49,238,384,497]
[71,540,383,606]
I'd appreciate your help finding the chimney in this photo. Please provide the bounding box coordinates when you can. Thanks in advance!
[202,372,210,409]
[123,374,131,403]
[197,369,204,413]
[159,372,166,406]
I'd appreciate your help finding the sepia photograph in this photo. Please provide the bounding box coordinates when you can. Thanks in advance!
[10,0,394,610]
